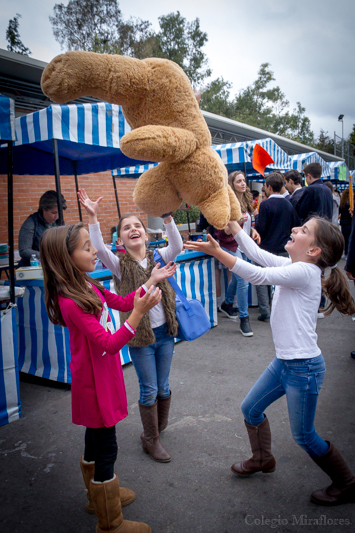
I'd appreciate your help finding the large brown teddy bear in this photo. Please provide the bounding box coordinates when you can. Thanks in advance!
[41,51,241,228]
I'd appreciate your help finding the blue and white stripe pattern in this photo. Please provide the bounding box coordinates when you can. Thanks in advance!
[290,152,331,178]
[0,95,16,143]
[0,306,21,426]
[112,162,158,177]
[213,138,293,173]
[15,102,130,148]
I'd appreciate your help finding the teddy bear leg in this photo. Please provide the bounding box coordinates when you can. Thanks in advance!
[198,188,232,230]
[227,185,242,221]
[133,165,182,218]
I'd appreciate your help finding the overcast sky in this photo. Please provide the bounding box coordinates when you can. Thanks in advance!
[1,0,354,141]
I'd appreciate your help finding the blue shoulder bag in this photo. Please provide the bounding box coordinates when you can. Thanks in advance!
[153,249,211,341]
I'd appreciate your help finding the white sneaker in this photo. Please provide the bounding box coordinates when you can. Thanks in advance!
[317,312,325,319]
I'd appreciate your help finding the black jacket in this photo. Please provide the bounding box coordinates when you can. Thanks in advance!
[296,179,333,223]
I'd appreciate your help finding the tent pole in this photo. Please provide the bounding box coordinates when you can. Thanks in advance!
[52,139,64,225]
[7,140,15,304]
[72,162,82,221]
[112,175,121,218]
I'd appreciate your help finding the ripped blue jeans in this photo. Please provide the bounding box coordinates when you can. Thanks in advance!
[129,323,174,406]
[241,354,329,457]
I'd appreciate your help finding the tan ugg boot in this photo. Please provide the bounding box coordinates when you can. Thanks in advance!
[80,455,135,513]
[139,401,171,462]
[157,392,171,433]
[90,475,151,533]
[231,416,276,476]
[310,442,355,506]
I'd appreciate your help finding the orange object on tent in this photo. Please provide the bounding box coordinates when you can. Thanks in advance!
[252,144,275,176]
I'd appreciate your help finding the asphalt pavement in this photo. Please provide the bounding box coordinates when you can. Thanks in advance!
[1,259,355,533]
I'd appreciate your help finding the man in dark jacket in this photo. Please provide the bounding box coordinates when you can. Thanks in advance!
[296,162,333,223]
[284,169,305,208]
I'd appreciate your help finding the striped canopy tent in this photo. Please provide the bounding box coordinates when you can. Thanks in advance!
[328,161,349,182]
[289,152,331,178]
[112,137,293,180]
[0,102,152,219]
[0,94,21,427]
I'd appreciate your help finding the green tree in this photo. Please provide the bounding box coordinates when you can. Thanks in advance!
[50,0,151,54]
[6,13,31,56]
[199,77,235,117]
[348,124,355,147]
[155,12,211,86]
[314,129,334,155]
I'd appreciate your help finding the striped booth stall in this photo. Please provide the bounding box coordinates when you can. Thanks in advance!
[0,94,21,426]
[289,152,331,179]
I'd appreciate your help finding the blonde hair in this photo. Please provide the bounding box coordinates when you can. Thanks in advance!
[40,223,104,327]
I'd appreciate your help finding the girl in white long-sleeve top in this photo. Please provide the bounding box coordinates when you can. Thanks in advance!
[185,216,355,506]
[78,189,183,464]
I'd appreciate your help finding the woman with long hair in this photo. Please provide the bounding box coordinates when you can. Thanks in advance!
[219,171,259,337]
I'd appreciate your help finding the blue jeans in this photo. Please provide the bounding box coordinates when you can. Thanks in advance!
[222,248,249,318]
[241,355,329,457]
[129,323,175,406]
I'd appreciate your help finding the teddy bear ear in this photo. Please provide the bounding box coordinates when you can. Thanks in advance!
[194,88,202,107]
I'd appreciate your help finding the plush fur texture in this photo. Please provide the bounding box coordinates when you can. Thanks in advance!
[41,51,241,228]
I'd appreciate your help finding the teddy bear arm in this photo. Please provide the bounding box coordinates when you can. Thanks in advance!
[120,126,198,163]
[227,185,242,221]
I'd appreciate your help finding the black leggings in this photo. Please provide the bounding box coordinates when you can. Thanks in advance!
[84,426,117,482]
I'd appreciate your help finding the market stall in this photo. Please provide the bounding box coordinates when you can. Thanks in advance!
[289,152,331,179]
[15,250,216,383]
[0,94,21,426]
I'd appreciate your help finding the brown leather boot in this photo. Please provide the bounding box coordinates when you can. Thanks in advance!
[80,455,135,513]
[310,442,355,506]
[157,392,171,433]
[231,416,276,477]
[139,401,171,462]
[90,475,151,533]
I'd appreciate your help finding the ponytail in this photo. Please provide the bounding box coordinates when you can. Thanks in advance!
[322,267,355,316]
[312,216,355,316]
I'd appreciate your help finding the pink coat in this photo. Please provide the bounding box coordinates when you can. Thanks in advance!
[59,285,137,428]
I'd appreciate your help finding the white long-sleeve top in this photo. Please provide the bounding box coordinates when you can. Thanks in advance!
[231,231,322,360]
[89,220,183,328]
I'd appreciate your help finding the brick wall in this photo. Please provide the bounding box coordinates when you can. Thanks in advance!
[0,172,148,249]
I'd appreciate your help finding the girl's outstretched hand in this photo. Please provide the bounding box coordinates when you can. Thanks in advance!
[184,234,220,256]
[127,286,162,330]
[78,188,103,218]
[149,261,177,286]
[134,285,162,315]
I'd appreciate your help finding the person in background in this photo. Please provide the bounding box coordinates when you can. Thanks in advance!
[284,169,305,208]
[339,188,353,259]
[254,172,299,321]
[219,171,260,337]
[324,181,340,226]
[18,190,67,267]
[280,175,290,199]
[295,162,333,224]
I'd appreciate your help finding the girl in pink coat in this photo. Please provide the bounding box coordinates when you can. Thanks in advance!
[40,222,176,533]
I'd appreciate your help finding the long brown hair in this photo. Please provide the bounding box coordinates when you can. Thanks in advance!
[312,217,355,316]
[228,171,254,214]
[340,188,352,208]
[40,223,105,327]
